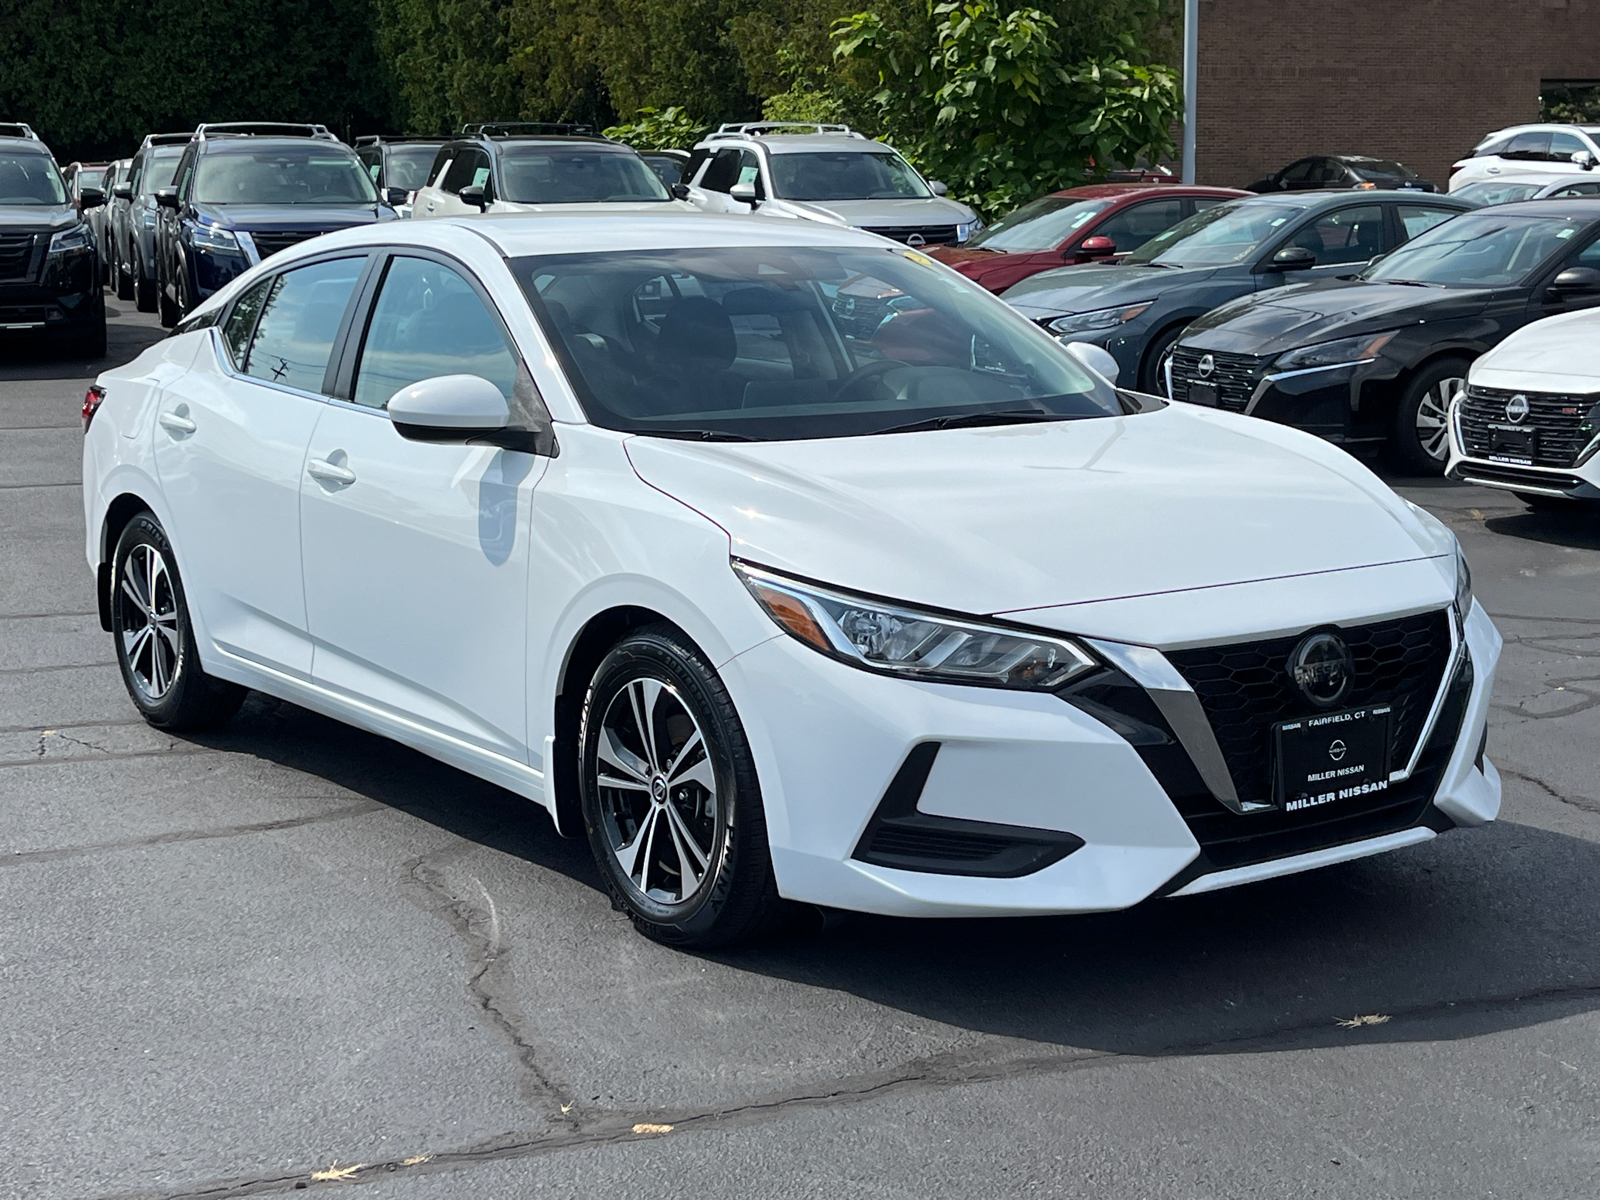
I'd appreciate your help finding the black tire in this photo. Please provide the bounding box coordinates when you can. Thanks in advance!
[157,262,178,328]
[578,625,784,948]
[115,255,134,301]
[63,293,107,360]
[110,513,245,731]
[1138,323,1186,395]
[134,249,156,313]
[1391,358,1470,476]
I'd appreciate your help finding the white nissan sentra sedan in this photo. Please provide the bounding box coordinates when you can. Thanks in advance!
[82,213,1502,947]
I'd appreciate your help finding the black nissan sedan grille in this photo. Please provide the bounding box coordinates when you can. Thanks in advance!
[0,231,37,280]
[249,229,327,260]
[1165,609,1454,806]
[860,224,960,246]
[1457,385,1599,469]
[1167,347,1268,411]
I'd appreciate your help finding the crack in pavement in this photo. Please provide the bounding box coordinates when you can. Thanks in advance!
[0,800,385,867]
[1499,766,1600,815]
[79,977,1600,1200]
[0,745,217,770]
[0,660,116,675]
[400,847,581,1126]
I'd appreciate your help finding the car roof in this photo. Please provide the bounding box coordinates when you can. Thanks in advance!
[203,137,359,155]
[757,136,894,155]
[0,137,50,154]
[1490,197,1600,218]
[1046,183,1246,200]
[1482,123,1600,138]
[1240,190,1461,210]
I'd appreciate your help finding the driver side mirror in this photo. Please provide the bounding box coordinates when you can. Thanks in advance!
[383,186,410,207]
[1266,246,1318,272]
[1079,235,1117,259]
[1572,150,1598,171]
[928,180,949,196]
[154,188,180,210]
[457,184,488,211]
[1063,341,1120,385]
[729,180,760,207]
[1548,266,1600,296]
[78,186,105,210]
[112,182,133,201]
[670,182,690,201]
[390,375,512,442]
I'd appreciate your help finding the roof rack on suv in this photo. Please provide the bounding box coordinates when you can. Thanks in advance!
[708,122,862,139]
[0,122,41,141]
[354,134,448,146]
[194,122,338,141]
[139,131,196,148]
[458,122,599,139]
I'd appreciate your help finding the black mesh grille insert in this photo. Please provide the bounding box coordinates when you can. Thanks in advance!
[1165,610,1453,806]
[1458,385,1599,469]
[861,224,960,245]
[0,231,36,280]
[1168,347,1268,411]
[249,229,324,259]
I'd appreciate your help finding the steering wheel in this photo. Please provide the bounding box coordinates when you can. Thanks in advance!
[833,359,905,404]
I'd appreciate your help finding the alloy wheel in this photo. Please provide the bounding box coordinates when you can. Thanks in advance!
[1415,376,1463,462]
[117,543,182,702]
[594,677,720,907]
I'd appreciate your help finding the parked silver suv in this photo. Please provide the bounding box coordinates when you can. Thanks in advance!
[683,123,981,246]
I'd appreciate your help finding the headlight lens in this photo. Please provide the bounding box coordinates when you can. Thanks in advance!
[1454,544,1473,616]
[1273,331,1397,372]
[47,225,91,256]
[735,563,1098,690]
[1047,303,1152,337]
[956,218,984,242]
[190,223,241,253]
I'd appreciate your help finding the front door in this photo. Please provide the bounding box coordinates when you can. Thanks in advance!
[300,252,544,759]
[152,254,367,675]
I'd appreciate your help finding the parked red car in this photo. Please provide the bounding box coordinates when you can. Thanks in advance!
[928,184,1250,293]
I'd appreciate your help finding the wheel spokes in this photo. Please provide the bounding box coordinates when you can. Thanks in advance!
[662,799,710,886]
[598,725,651,786]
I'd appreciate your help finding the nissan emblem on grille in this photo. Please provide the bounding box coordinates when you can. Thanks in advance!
[1197,354,1215,378]
[1504,393,1529,424]
[906,232,925,248]
[1287,632,1354,708]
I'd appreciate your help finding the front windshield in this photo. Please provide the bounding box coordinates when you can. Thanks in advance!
[1123,200,1299,266]
[384,146,441,192]
[769,151,931,201]
[140,147,183,194]
[499,148,670,203]
[193,148,378,204]
[1364,213,1586,286]
[513,246,1122,440]
[78,167,108,189]
[0,153,68,205]
[966,197,1113,252]
[1454,181,1542,207]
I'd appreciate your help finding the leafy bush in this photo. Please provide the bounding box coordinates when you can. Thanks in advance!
[603,105,708,150]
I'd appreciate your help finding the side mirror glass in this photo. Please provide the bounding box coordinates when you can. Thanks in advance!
[729,181,759,206]
[1063,341,1120,385]
[929,180,949,196]
[384,186,410,207]
[1549,265,1600,295]
[154,188,180,210]
[1079,235,1117,258]
[670,182,690,201]
[78,186,105,209]
[112,182,133,200]
[1267,246,1318,272]
[389,375,511,443]
[457,184,488,211]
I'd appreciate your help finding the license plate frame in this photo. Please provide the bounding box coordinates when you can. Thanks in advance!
[1186,379,1219,407]
[1488,423,1537,464]
[1274,705,1393,814]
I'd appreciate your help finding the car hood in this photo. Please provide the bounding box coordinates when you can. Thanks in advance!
[0,204,78,232]
[1472,307,1600,392]
[776,196,977,229]
[1002,262,1221,319]
[194,203,384,231]
[495,200,695,215]
[624,404,1448,617]
[1179,280,1496,354]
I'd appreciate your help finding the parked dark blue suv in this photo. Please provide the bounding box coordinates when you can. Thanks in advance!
[154,123,393,326]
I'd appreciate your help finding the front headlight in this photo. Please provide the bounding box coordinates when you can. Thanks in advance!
[956,218,984,242]
[47,225,92,257]
[735,562,1098,690]
[190,223,241,253]
[1273,331,1397,372]
[1047,303,1152,337]
[1454,543,1473,617]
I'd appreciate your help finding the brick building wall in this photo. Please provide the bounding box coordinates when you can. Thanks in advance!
[1193,0,1600,188]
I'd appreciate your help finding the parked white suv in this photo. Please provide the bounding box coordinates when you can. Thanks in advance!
[683,123,981,247]
[1449,124,1600,192]
[1447,306,1600,507]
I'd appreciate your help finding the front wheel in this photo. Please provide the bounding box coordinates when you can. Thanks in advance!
[1138,324,1186,395]
[579,626,784,948]
[1391,359,1469,475]
[134,248,156,313]
[111,513,245,731]
[157,266,178,328]
[115,253,134,301]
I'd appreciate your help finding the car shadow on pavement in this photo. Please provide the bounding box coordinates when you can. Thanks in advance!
[1485,508,1600,552]
[0,303,163,382]
[187,692,1600,1062]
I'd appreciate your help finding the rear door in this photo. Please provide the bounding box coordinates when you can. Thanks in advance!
[152,253,369,675]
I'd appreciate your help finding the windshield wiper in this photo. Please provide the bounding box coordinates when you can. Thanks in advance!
[637,428,758,442]
[867,409,1068,436]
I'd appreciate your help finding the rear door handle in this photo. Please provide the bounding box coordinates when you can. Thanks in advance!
[306,457,356,486]
[157,410,195,435]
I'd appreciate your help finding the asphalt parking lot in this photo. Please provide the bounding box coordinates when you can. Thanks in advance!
[3,301,1598,1200]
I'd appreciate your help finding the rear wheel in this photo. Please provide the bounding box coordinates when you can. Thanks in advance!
[111,514,245,731]
[579,625,784,948]
[115,253,134,301]
[1391,358,1469,475]
[157,263,178,328]
[134,247,156,312]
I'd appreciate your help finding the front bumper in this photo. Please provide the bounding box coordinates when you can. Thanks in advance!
[1168,353,1398,447]
[721,597,1500,918]
[0,251,100,332]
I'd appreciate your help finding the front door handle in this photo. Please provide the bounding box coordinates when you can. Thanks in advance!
[157,409,196,435]
[306,456,356,486]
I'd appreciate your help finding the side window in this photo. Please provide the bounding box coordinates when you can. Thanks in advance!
[360,148,381,183]
[172,148,197,199]
[1315,160,1352,185]
[1399,205,1462,241]
[1503,131,1551,161]
[1279,159,1318,185]
[240,257,365,392]
[442,149,485,194]
[1191,197,1227,213]
[1548,131,1588,163]
[129,154,144,195]
[1289,205,1386,265]
[737,150,765,198]
[1574,238,1600,269]
[351,257,519,410]
[222,276,273,367]
[700,148,744,193]
[682,148,708,185]
[1090,199,1184,253]
[426,147,453,188]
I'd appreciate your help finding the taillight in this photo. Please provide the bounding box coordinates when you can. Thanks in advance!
[82,384,105,432]
[1449,161,1467,176]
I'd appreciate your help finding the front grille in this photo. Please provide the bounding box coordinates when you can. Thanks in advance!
[0,305,49,327]
[0,231,37,280]
[1457,385,1599,469]
[1454,463,1585,494]
[1168,347,1268,411]
[861,224,960,246]
[248,229,326,260]
[1165,609,1454,806]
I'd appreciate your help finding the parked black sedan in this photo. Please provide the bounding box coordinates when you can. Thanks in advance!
[1166,199,1600,473]
[1246,155,1437,193]
[1002,191,1470,391]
